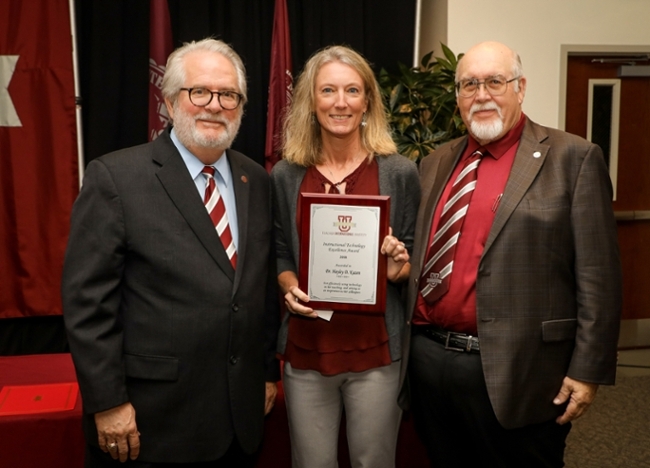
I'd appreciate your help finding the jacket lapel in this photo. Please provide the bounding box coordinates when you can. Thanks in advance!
[482,119,549,256]
[228,150,250,294]
[153,134,236,282]
[415,140,466,271]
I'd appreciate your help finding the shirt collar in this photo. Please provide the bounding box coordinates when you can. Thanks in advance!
[170,127,231,186]
[466,113,527,160]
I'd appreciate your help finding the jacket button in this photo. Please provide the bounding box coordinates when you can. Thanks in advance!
[229,356,238,365]
[232,304,239,312]
[414,278,418,284]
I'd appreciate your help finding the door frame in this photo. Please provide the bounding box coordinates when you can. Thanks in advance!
[558,44,650,131]
[559,44,650,349]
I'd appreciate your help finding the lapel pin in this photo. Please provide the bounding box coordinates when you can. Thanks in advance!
[241,175,248,183]
[533,151,541,158]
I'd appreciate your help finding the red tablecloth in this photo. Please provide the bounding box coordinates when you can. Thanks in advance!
[0,353,84,468]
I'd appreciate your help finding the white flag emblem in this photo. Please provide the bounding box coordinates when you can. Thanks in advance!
[0,55,22,127]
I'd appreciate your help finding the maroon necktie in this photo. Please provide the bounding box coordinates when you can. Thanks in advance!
[202,166,237,268]
[420,149,485,304]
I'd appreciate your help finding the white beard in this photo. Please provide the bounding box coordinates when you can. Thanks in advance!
[172,101,242,151]
[469,102,504,142]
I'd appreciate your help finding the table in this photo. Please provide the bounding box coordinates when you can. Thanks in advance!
[0,353,84,468]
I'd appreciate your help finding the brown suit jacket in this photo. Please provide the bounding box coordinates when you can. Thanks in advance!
[400,118,622,429]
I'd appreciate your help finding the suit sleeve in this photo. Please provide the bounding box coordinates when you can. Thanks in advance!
[567,143,622,384]
[62,159,130,414]
[264,183,282,382]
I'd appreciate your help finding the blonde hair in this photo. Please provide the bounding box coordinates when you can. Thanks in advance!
[282,45,396,166]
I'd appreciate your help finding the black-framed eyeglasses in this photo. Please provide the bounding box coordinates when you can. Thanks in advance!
[455,75,520,98]
[180,87,243,110]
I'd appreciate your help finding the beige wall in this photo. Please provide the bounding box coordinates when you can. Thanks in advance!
[417,0,650,129]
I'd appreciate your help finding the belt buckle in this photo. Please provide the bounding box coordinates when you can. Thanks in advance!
[444,332,473,353]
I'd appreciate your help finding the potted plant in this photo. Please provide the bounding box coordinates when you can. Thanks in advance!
[379,44,466,163]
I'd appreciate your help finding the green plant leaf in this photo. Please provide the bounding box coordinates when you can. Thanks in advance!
[440,43,456,66]
[377,44,467,163]
[420,51,434,69]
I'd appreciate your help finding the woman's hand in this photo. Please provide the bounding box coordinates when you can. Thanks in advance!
[381,228,410,283]
[278,271,318,318]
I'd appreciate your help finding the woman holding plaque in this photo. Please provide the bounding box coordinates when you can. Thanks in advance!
[271,45,420,468]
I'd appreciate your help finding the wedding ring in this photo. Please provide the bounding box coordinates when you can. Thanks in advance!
[108,442,118,451]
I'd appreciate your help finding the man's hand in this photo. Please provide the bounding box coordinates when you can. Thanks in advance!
[553,376,599,425]
[265,382,278,415]
[95,402,141,462]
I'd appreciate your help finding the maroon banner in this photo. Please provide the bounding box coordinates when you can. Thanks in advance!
[148,0,173,141]
[264,0,293,172]
[0,0,78,318]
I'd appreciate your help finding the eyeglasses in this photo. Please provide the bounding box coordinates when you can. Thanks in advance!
[180,87,243,110]
[455,75,520,98]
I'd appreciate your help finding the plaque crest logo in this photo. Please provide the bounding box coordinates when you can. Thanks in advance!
[336,215,353,233]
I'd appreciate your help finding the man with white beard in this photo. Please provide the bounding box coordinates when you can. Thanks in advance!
[63,38,279,467]
[399,41,621,467]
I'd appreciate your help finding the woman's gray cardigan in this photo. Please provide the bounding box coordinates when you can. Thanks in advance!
[271,154,421,362]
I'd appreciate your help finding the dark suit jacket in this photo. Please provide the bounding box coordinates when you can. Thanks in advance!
[62,129,280,462]
[400,118,622,429]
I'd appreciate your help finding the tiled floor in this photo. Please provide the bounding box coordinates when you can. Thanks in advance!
[617,348,650,377]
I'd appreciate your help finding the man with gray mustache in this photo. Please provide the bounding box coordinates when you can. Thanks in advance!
[63,38,279,467]
[400,41,621,466]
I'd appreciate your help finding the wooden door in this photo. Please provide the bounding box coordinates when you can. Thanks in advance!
[565,54,650,322]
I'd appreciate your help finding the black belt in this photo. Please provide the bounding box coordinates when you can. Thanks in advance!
[414,325,480,353]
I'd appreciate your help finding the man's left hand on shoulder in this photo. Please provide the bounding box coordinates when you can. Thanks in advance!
[553,376,599,425]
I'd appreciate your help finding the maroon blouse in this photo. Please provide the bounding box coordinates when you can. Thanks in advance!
[282,158,391,375]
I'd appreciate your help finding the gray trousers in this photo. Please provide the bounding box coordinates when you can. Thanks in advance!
[283,361,402,468]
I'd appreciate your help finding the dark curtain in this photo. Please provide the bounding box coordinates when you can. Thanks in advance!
[1,0,415,355]
[79,0,415,165]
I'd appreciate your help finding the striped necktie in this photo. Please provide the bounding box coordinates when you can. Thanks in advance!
[202,166,237,269]
[420,149,485,304]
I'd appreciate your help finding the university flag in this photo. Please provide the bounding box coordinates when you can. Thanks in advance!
[264,0,293,172]
[148,0,173,141]
[0,0,78,318]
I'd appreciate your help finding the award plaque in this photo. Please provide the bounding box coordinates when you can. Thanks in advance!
[298,193,390,312]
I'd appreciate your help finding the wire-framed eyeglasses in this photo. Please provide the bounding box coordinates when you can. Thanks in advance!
[455,75,520,98]
[180,87,243,110]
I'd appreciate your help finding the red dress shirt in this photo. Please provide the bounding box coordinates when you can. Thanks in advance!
[413,114,526,334]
